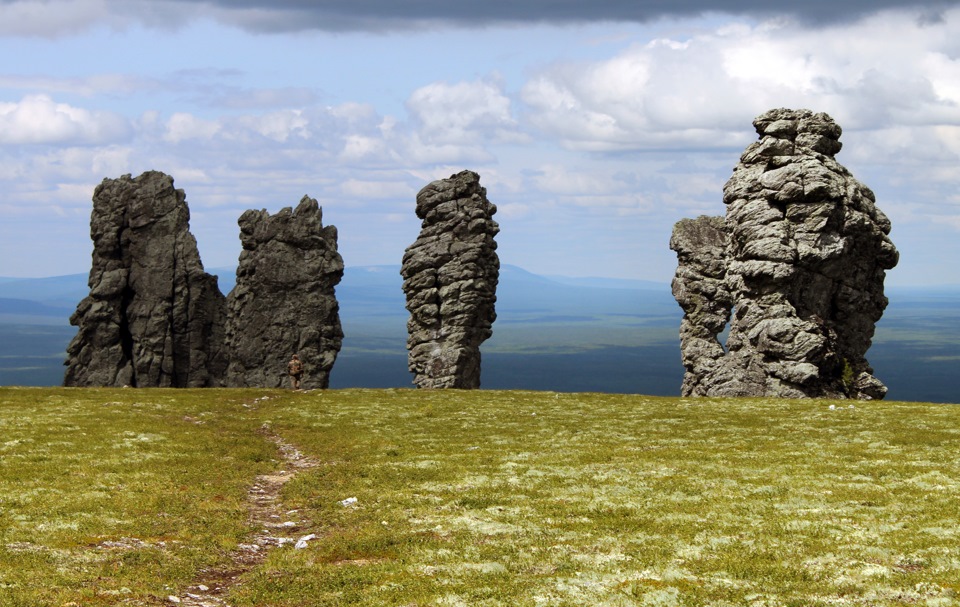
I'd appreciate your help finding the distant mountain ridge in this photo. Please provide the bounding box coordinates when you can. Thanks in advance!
[0,264,674,320]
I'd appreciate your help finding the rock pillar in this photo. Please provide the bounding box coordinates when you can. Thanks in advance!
[64,171,227,387]
[224,196,344,389]
[401,170,500,388]
[670,109,899,399]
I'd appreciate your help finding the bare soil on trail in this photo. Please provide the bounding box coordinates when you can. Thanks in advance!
[174,418,319,607]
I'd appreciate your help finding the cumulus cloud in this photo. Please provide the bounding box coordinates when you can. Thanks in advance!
[163,112,221,143]
[406,79,522,145]
[236,109,310,142]
[0,94,131,144]
[521,10,960,152]
[148,102,400,172]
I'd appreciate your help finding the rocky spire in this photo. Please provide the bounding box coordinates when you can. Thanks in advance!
[224,196,344,389]
[670,108,899,399]
[401,170,500,389]
[64,171,227,387]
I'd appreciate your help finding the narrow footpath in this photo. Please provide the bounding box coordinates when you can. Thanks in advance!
[173,410,319,607]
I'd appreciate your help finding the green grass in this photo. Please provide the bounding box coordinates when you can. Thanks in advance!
[2,388,959,606]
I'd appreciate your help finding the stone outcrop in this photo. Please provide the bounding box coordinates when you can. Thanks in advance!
[224,196,344,389]
[401,170,500,388]
[670,108,899,399]
[65,174,344,389]
[64,171,227,387]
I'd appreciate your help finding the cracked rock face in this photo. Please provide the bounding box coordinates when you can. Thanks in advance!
[224,196,344,389]
[670,108,899,399]
[64,171,227,387]
[401,170,500,389]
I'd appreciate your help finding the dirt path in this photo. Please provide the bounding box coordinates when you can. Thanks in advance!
[173,419,318,607]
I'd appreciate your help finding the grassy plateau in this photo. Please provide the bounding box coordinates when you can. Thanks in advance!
[1,387,959,606]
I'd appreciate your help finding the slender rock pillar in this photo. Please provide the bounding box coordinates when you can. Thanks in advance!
[401,170,500,388]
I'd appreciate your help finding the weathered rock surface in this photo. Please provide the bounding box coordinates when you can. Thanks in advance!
[224,196,344,389]
[670,108,899,399]
[401,170,500,388]
[64,171,227,387]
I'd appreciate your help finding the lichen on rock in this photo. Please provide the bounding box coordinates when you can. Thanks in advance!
[670,108,899,399]
[401,170,500,389]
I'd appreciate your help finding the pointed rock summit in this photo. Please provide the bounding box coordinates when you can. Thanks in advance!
[401,170,500,388]
[225,196,344,389]
[670,108,899,399]
[64,171,227,387]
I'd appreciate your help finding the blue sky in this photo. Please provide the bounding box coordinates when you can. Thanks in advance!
[2,1,960,286]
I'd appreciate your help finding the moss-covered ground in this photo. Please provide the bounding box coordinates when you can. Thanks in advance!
[2,387,959,605]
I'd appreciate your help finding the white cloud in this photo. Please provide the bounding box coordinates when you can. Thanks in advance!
[206,87,320,110]
[0,94,130,144]
[406,79,522,145]
[923,52,960,105]
[163,112,221,143]
[90,145,134,177]
[398,135,497,166]
[238,109,310,142]
[0,73,157,96]
[340,179,414,200]
[522,9,960,151]
[340,134,386,161]
[531,164,624,196]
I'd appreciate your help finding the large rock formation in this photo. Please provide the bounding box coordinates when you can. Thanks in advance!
[670,108,899,399]
[401,170,500,388]
[64,171,227,387]
[224,196,344,389]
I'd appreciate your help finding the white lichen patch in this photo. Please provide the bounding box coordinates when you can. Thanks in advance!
[904,470,957,490]
[441,514,526,536]
[452,561,509,575]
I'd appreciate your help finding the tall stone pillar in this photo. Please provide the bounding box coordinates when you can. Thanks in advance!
[401,171,500,389]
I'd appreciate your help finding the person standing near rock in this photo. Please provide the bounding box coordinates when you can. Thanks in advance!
[287,354,304,390]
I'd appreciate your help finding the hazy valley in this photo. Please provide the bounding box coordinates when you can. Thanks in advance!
[0,265,957,403]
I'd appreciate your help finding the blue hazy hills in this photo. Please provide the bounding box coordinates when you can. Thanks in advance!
[0,266,957,403]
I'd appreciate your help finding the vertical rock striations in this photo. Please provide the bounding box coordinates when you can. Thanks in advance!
[64,171,227,387]
[670,108,899,399]
[224,196,344,389]
[401,171,500,388]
